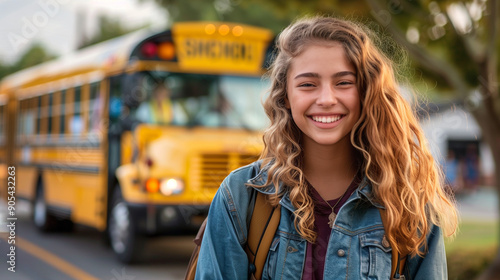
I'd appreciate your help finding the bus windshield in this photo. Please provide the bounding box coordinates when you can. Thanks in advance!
[129,71,269,131]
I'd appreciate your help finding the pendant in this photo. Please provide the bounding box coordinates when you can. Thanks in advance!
[328,211,336,228]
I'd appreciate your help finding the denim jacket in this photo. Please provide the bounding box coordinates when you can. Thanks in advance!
[196,161,448,280]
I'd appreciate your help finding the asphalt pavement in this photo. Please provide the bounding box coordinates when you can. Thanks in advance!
[455,187,498,221]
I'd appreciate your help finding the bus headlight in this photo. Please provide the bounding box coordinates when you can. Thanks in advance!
[160,178,184,195]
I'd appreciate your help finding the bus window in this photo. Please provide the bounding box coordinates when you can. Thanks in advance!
[39,95,47,136]
[109,76,123,121]
[18,99,33,139]
[36,97,41,135]
[0,105,4,142]
[59,90,66,135]
[48,93,53,136]
[52,92,61,136]
[89,82,101,133]
[218,76,269,130]
[134,74,173,125]
[16,102,21,139]
[129,71,269,130]
[24,98,35,137]
[70,87,83,135]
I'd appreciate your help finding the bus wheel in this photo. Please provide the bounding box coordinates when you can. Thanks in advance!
[108,188,144,263]
[33,185,57,232]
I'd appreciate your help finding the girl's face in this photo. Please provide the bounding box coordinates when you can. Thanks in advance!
[286,43,361,148]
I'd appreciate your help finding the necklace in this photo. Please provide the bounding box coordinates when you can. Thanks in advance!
[313,170,358,228]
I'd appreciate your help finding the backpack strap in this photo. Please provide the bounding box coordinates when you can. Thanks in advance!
[245,191,281,280]
[184,218,207,280]
[184,190,280,280]
[379,208,408,279]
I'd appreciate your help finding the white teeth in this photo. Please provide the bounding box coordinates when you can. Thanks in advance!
[312,115,342,123]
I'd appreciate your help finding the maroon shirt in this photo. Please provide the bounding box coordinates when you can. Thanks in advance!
[302,175,361,280]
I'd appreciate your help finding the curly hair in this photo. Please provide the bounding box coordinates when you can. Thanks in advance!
[257,16,457,257]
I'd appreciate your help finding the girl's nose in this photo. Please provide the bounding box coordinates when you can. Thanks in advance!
[316,85,337,106]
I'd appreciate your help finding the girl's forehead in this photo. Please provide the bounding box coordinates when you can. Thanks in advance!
[289,43,349,67]
[289,41,345,64]
[296,39,342,52]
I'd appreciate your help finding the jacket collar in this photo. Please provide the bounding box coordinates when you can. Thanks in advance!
[247,162,384,213]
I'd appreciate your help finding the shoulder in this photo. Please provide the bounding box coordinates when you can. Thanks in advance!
[219,160,263,201]
[210,160,263,244]
[222,160,263,189]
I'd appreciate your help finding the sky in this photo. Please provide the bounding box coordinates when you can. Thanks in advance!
[0,0,169,64]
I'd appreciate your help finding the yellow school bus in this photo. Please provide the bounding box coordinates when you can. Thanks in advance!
[0,22,273,263]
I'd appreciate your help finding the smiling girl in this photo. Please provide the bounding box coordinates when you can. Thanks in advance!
[195,16,457,280]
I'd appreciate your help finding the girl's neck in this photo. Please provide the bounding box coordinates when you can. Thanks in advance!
[302,138,359,200]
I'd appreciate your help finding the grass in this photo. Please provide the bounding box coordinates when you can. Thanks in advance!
[446,220,498,280]
[446,220,498,253]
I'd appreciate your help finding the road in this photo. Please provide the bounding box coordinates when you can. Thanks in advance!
[455,187,498,221]
[0,200,195,280]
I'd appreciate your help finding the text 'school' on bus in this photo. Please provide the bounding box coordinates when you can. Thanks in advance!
[0,22,274,263]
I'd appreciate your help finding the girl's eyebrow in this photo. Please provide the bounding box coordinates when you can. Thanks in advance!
[293,72,319,79]
[332,71,356,78]
[293,71,356,80]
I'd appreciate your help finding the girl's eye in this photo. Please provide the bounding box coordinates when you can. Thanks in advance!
[298,83,315,87]
[337,81,355,86]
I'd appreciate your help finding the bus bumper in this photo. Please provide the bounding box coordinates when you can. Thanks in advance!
[127,203,209,235]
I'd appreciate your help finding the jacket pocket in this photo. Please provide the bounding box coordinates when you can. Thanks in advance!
[359,230,392,280]
[262,235,280,280]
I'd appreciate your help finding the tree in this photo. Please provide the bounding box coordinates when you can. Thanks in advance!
[363,2,499,278]
[0,43,55,80]
[77,15,145,49]
[141,0,297,32]
[261,1,500,277]
[13,43,56,72]
[0,62,12,81]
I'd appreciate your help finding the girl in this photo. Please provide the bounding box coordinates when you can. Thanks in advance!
[195,16,457,280]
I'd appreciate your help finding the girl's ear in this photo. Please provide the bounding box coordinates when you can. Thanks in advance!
[284,96,290,109]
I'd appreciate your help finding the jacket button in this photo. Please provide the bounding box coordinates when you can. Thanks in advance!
[337,249,346,257]
[382,235,390,248]
[287,246,297,253]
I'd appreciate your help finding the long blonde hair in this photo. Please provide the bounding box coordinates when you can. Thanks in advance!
[258,16,457,257]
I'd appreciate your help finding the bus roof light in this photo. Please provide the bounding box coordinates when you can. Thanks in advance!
[141,42,157,58]
[205,24,216,35]
[219,24,229,36]
[158,42,175,60]
[232,26,243,37]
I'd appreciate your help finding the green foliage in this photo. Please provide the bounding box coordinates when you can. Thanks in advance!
[143,0,494,96]
[78,15,145,49]
[12,43,55,72]
[0,43,55,80]
[447,247,496,280]
[142,0,305,33]
[0,63,12,80]
[445,220,498,253]
[446,220,498,279]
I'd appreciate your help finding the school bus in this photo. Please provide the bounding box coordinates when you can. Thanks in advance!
[0,22,274,263]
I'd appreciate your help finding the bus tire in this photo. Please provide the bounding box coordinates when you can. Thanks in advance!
[33,183,57,232]
[108,188,144,264]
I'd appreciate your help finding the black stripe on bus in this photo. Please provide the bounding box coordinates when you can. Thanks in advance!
[17,138,101,148]
[17,162,100,174]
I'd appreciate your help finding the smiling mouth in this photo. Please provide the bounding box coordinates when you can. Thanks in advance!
[311,115,344,123]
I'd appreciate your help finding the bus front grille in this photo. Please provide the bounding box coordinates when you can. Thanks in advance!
[194,153,259,189]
